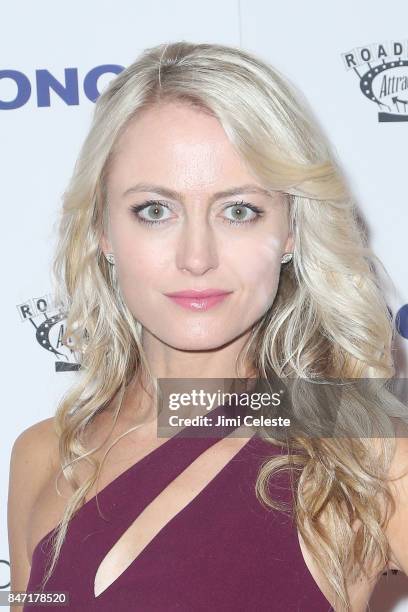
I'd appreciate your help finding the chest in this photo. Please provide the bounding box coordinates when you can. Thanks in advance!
[26,433,373,611]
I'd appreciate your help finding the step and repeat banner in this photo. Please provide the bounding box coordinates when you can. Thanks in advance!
[1,1,407,609]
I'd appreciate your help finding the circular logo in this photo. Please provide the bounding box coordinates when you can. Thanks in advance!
[396,304,408,339]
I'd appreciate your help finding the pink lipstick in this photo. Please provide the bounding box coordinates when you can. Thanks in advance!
[164,289,233,311]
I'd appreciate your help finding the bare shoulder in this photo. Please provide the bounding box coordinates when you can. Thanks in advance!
[7,417,60,592]
[9,417,60,490]
[13,416,59,453]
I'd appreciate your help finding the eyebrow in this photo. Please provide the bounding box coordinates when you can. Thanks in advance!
[121,182,273,202]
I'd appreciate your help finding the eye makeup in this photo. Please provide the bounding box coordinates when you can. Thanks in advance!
[129,199,265,227]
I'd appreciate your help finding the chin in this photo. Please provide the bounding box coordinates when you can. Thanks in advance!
[160,330,232,352]
[169,338,225,352]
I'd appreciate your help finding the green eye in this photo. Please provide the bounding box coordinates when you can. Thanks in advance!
[130,199,264,227]
[223,201,263,225]
[130,200,172,225]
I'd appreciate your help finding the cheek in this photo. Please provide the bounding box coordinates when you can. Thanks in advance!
[235,235,283,305]
[112,224,169,277]
[117,250,167,291]
[112,234,169,312]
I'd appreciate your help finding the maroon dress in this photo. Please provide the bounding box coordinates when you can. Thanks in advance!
[25,402,333,611]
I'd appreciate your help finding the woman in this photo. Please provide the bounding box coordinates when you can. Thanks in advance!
[8,41,408,611]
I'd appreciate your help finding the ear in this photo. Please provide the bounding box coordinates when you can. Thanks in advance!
[100,231,112,258]
[284,232,294,254]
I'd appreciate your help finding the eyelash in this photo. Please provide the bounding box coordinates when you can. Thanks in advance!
[130,199,264,227]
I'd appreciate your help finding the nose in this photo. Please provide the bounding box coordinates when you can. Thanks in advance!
[176,217,219,276]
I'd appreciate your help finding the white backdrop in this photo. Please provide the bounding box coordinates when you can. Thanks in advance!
[1,1,407,609]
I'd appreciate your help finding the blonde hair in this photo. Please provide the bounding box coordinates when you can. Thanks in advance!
[42,41,401,609]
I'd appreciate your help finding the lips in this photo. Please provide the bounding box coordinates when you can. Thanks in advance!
[164,289,232,298]
[164,290,233,311]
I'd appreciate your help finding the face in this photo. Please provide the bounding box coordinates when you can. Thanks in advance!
[101,101,293,355]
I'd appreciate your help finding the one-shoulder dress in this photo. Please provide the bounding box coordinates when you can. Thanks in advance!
[25,402,333,611]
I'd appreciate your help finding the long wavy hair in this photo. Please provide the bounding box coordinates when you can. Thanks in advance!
[41,41,402,609]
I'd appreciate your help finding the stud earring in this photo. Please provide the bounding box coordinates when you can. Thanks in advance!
[105,253,115,265]
[281,253,293,264]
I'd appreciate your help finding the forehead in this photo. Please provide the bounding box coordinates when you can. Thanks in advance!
[107,102,259,193]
